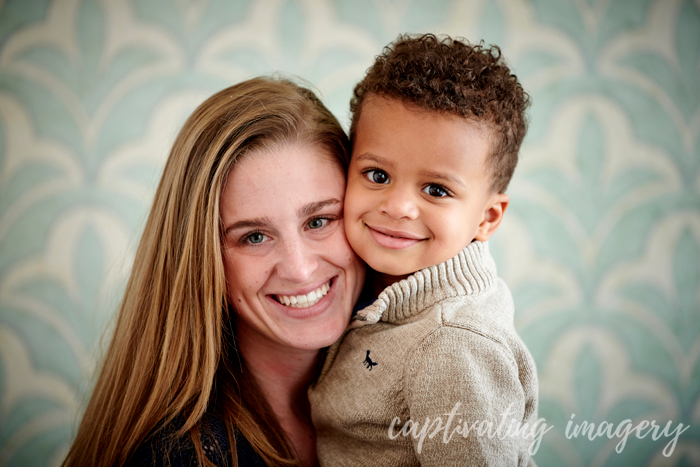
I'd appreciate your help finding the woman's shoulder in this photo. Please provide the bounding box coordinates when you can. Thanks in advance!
[126,410,265,467]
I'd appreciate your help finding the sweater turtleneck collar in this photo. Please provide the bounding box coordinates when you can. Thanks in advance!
[350,241,497,327]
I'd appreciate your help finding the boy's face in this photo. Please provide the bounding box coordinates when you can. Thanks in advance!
[344,96,508,278]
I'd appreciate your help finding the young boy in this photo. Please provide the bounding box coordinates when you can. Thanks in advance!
[309,34,538,466]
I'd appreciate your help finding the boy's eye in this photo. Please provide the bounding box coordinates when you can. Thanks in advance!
[365,169,389,184]
[423,184,449,197]
[307,217,328,229]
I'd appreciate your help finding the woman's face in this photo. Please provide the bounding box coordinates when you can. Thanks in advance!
[220,143,365,352]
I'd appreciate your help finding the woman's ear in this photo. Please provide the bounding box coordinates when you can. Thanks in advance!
[474,193,509,242]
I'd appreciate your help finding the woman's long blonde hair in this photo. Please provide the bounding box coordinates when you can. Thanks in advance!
[63,77,350,467]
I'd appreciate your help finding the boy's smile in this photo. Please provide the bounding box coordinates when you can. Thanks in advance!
[366,224,425,249]
[344,95,509,279]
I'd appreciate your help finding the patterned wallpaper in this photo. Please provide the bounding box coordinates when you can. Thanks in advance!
[0,0,698,465]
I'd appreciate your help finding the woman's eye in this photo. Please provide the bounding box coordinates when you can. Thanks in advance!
[244,232,266,244]
[307,217,328,230]
[365,169,389,184]
[423,184,449,197]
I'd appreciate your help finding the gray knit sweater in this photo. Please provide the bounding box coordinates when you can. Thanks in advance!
[309,241,538,466]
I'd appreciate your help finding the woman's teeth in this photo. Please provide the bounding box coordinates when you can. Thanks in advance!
[276,282,331,308]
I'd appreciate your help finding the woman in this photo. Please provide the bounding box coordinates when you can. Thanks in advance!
[62,77,365,467]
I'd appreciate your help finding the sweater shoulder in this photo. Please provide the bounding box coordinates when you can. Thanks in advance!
[407,284,535,382]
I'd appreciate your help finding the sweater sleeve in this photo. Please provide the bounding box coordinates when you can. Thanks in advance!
[404,325,532,467]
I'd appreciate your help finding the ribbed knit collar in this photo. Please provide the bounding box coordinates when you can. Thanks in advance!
[350,241,497,327]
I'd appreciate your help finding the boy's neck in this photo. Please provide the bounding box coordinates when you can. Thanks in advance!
[366,241,481,297]
[368,268,412,297]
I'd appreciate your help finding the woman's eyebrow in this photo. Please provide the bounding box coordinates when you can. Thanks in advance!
[223,199,340,235]
[224,217,273,235]
[298,198,341,218]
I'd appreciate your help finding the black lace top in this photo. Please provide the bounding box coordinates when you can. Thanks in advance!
[126,411,266,467]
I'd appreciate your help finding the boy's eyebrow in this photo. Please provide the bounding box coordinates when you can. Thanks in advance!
[224,199,340,235]
[419,169,466,188]
[354,153,396,168]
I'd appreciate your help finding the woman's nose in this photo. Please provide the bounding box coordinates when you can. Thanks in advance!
[276,237,318,283]
[379,185,419,220]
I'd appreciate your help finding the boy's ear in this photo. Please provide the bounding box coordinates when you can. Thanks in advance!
[474,193,509,242]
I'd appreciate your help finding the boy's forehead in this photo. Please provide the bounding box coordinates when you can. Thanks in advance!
[359,94,427,120]
[355,95,496,156]
[358,94,494,138]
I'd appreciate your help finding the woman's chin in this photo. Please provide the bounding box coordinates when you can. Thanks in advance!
[277,317,349,351]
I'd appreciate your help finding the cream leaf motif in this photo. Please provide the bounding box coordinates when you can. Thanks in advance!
[599,0,700,154]
[0,93,82,244]
[0,0,184,148]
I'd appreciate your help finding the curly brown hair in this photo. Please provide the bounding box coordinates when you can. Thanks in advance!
[350,33,530,193]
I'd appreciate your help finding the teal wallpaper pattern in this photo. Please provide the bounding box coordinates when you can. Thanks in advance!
[0,0,698,465]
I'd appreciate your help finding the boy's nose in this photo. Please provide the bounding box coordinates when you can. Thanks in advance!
[378,187,419,220]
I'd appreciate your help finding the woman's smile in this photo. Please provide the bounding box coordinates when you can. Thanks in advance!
[272,278,333,309]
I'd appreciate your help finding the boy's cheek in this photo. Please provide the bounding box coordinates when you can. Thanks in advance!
[343,217,364,253]
[341,194,363,253]
[343,180,368,224]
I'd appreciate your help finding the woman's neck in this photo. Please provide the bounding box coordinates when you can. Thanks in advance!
[236,325,320,466]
